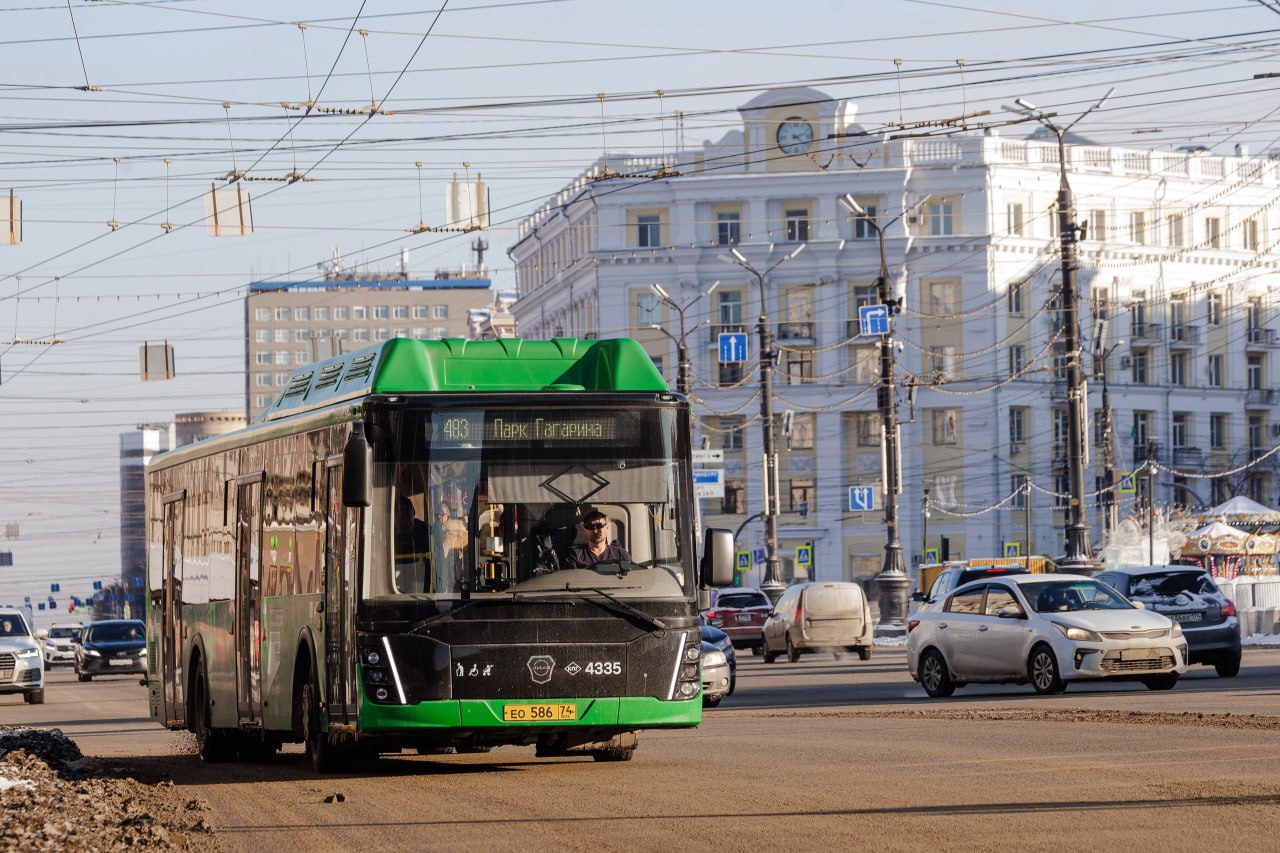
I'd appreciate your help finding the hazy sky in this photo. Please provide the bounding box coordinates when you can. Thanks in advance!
[3,0,1279,624]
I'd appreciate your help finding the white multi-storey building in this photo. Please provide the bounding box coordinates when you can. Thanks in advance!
[508,87,1280,587]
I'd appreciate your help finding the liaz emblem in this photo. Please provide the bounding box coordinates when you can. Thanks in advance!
[526,655,555,684]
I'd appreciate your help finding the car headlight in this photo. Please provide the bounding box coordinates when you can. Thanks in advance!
[702,650,727,667]
[1052,622,1102,642]
[139,647,147,656]
[15,647,39,658]
[85,648,102,657]
[1169,621,1183,638]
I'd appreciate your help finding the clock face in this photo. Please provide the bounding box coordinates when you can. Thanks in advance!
[776,119,814,154]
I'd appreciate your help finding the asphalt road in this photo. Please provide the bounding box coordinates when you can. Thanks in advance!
[9,648,1280,852]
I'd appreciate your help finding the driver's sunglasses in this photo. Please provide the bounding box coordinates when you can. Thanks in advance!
[584,522,607,531]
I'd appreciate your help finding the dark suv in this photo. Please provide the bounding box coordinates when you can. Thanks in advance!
[1094,566,1242,677]
[76,619,146,681]
[704,588,772,654]
[915,565,1030,606]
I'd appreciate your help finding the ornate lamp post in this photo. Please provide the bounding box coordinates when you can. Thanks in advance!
[649,281,719,397]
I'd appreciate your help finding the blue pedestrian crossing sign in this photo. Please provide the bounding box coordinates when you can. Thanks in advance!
[1004,542,1022,558]
[858,304,891,337]
[1118,472,1137,494]
[736,550,751,571]
[795,546,812,567]
[718,332,748,364]
[848,486,875,512]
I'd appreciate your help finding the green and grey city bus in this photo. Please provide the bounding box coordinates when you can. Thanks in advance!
[144,337,733,770]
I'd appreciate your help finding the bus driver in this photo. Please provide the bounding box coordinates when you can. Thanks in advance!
[566,511,631,568]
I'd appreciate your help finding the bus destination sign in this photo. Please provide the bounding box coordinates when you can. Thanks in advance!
[433,410,637,446]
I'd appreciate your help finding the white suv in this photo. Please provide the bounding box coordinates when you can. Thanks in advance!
[39,622,84,668]
[0,608,45,704]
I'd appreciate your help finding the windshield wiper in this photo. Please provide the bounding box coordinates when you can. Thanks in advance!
[407,598,485,635]
[562,585,667,632]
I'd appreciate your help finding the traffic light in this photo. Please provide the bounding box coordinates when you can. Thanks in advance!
[732,571,743,587]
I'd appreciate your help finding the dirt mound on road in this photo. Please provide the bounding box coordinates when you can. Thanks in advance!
[0,726,218,852]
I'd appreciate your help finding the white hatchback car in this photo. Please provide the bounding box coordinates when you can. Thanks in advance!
[907,574,1188,696]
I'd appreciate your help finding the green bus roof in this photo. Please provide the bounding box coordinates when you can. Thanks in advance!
[256,337,669,422]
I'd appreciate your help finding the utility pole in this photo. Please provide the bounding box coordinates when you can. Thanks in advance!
[838,193,930,632]
[718,245,806,605]
[1094,331,1123,539]
[649,281,719,397]
[1008,89,1113,575]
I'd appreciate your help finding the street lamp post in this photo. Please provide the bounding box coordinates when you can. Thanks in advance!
[837,193,930,631]
[649,281,718,397]
[718,244,806,605]
[1008,89,1113,575]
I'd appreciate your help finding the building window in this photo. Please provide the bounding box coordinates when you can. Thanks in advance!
[636,292,661,328]
[294,349,309,364]
[717,361,743,387]
[333,306,349,321]
[781,349,814,384]
[927,280,957,315]
[784,208,809,242]
[1210,413,1227,450]
[433,305,449,320]
[1244,218,1259,252]
[294,307,310,321]
[1129,211,1146,244]
[254,394,271,409]
[371,305,387,320]
[789,478,814,516]
[273,329,289,343]
[255,352,271,365]
[930,345,957,381]
[1009,407,1027,444]
[1087,209,1107,242]
[1132,349,1149,384]
[1168,213,1185,248]
[254,372,272,387]
[854,203,879,240]
[1006,203,1024,237]
[716,212,741,246]
[352,306,368,320]
[314,306,329,321]
[1007,280,1024,315]
[932,409,958,445]
[432,326,449,338]
[1170,351,1188,386]
[928,199,954,235]
[1011,474,1028,507]
[721,415,745,450]
[722,479,745,515]
[353,328,370,342]
[789,413,815,450]
[1248,354,1265,390]
[274,307,290,321]
[255,329,270,343]
[1008,345,1025,376]
[637,214,661,247]
[717,290,744,332]
[255,307,271,322]
[855,413,881,446]
[850,345,878,383]
[1208,354,1223,387]
[1172,413,1190,449]
[1207,291,1223,326]
[274,351,290,365]
[1205,216,1222,249]
[294,328,310,341]
[274,372,290,386]
[413,306,429,320]
[1132,411,1151,450]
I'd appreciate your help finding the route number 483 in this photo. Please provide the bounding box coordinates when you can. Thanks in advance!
[584,661,621,675]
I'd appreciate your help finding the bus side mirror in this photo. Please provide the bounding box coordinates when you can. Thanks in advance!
[700,528,734,589]
[342,423,372,508]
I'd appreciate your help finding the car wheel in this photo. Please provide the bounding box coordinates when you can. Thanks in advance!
[762,638,778,664]
[751,645,763,657]
[786,636,800,663]
[1142,673,1179,690]
[1214,651,1242,678]
[1028,644,1065,694]
[858,646,873,661]
[703,694,722,708]
[918,649,955,698]
[24,689,45,705]
[832,648,846,660]
[77,670,92,682]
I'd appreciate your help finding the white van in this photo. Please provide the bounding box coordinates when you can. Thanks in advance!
[761,582,873,662]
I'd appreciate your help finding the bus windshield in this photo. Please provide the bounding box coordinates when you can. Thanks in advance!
[364,403,695,605]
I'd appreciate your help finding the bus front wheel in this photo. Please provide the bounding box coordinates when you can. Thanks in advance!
[302,671,348,773]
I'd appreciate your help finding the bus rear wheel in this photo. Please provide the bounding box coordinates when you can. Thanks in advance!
[591,746,635,762]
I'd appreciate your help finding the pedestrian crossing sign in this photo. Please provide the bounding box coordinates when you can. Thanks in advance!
[1118,472,1136,494]
[1003,542,1021,558]
[796,545,812,567]
[736,551,751,571]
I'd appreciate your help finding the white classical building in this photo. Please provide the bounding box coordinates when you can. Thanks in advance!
[508,87,1280,588]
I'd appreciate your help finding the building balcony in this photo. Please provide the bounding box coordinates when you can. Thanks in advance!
[1247,327,1278,347]
[708,323,747,344]
[776,322,815,340]
[1172,447,1204,468]
[1246,388,1278,407]
[1134,442,1163,464]
[1168,324,1200,346]
[1131,322,1162,341]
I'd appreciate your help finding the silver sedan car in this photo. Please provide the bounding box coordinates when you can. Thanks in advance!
[907,574,1189,696]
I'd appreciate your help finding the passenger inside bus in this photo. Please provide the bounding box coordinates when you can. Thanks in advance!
[395,495,430,592]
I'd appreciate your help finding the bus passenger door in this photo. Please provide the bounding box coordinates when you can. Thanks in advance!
[160,491,186,725]
[235,473,265,726]
[324,460,357,728]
